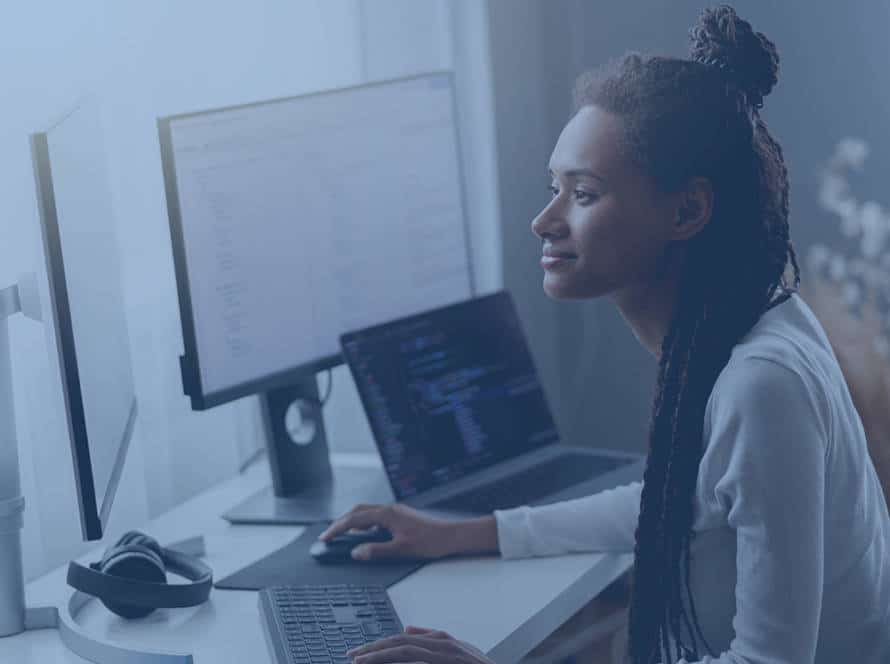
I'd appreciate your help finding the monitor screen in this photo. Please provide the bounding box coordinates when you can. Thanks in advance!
[159,73,474,408]
[31,101,138,541]
[341,292,560,500]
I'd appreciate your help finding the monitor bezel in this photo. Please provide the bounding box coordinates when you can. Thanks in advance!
[158,71,476,411]
[30,128,138,541]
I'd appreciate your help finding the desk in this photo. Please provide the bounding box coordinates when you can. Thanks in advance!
[0,455,632,663]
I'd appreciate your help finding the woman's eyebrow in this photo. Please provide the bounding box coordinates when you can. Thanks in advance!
[548,167,607,184]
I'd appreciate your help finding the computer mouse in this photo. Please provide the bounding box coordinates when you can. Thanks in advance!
[310,527,394,563]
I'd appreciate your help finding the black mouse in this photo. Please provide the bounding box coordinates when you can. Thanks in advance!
[310,527,394,563]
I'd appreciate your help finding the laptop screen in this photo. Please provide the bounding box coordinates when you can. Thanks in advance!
[341,291,560,500]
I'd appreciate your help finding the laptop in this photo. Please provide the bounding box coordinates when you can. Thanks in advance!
[340,291,645,515]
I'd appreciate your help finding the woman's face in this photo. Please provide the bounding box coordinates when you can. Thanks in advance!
[531,105,678,300]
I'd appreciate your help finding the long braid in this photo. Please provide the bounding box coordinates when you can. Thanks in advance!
[630,292,704,663]
[664,307,706,662]
[675,313,714,659]
[658,281,718,661]
[661,340,692,664]
[662,309,700,662]
[629,325,683,662]
[574,8,800,662]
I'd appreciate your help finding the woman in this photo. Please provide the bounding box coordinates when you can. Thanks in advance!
[322,6,890,663]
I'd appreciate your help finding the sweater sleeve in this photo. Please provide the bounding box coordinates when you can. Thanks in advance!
[493,480,642,559]
[676,356,828,664]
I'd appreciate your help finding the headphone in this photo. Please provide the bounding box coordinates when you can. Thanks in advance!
[67,530,213,619]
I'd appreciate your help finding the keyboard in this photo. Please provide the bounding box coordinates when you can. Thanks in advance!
[431,452,628,513]
[259,584,403,664]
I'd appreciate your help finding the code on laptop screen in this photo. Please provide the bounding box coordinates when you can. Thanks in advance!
[341,292,560,499]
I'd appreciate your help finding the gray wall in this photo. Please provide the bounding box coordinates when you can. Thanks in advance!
[486,1,890,454]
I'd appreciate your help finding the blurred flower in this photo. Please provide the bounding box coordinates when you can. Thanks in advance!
[829,254,847,281]
[835,137,869,169]
[808,137,890,357]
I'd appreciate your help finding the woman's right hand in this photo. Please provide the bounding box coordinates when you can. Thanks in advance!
[318,503,498,561]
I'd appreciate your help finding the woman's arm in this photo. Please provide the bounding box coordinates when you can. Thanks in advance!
[494,480,642,559]
[683,356,827,663]
[318,481,642,562]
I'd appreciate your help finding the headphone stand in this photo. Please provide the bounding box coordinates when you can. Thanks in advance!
[0,278,195,663]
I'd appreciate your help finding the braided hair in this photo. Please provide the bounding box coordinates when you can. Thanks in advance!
[572,7,800,662]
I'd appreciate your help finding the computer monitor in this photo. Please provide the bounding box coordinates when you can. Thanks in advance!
[157,73,474,522]
[30,100,138,541]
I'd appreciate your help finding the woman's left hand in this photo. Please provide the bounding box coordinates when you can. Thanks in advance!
[348,626,495,663]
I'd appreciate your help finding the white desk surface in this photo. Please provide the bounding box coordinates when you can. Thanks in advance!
[0,454,632,663]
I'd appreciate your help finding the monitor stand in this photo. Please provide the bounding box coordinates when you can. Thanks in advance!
[222,376,394,525]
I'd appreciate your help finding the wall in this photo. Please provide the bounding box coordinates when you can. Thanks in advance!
[327,0,502,454]
[1,0,500,580]
[485,0,655,454]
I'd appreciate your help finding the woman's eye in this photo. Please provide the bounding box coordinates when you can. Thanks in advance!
[573,189,597,204]
[548,184,560,198]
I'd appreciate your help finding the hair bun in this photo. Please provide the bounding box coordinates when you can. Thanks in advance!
[689,5,779,109]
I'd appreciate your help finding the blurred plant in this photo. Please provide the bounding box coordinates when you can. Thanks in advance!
[804,137,890,505]
[807,137,890,357]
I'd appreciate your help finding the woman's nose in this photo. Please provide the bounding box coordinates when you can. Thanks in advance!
[531,202,567,241]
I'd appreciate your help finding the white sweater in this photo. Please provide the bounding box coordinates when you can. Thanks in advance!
[495,294,890,663]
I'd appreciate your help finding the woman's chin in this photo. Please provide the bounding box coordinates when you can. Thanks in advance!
[542,272,612,300]
[542,274,582,300]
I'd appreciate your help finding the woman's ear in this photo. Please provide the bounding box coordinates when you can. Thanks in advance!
[672,177,714,241]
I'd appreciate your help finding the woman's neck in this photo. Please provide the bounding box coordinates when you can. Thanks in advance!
[611,270,680,359]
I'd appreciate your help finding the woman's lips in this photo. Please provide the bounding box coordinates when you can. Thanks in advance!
[541,255,576,270]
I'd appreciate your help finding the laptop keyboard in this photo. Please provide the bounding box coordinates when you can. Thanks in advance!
[430,453,629,513]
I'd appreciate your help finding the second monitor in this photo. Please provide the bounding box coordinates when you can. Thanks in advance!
[158,72,474,523]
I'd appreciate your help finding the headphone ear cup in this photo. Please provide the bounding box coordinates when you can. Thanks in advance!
[115,531,164,560]
[100,543,167,619]
[101,532,165,576]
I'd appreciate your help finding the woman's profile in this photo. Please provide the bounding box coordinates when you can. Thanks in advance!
[322,6,890,662]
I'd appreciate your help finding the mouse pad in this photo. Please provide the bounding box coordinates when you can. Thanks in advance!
[215,523,427,591]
